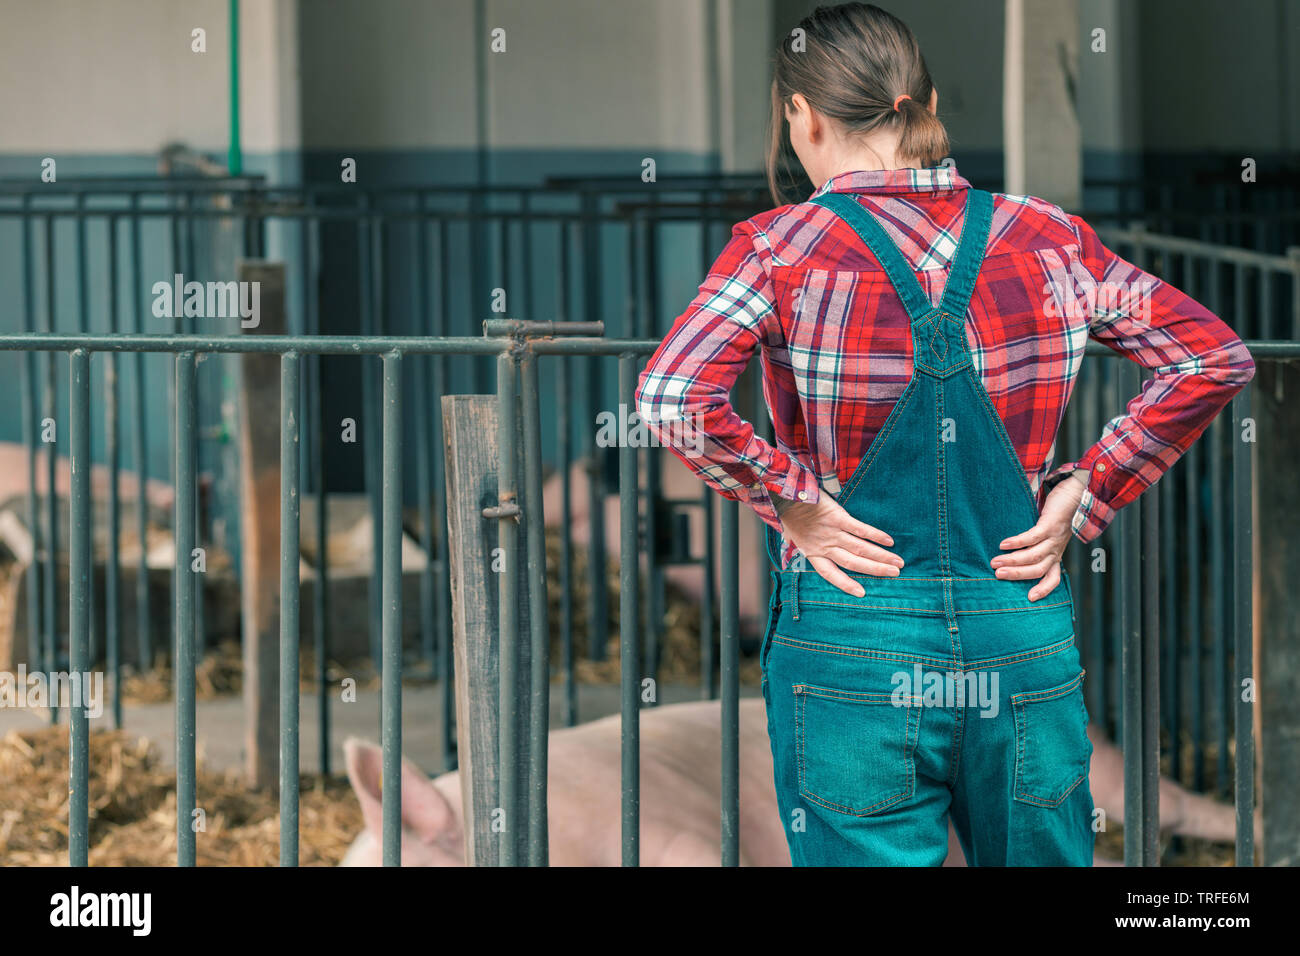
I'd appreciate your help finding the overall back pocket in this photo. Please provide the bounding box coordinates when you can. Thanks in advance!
[794,683,921,816]
[1011,669,1092,808]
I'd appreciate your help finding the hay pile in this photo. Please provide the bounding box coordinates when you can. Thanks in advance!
[119,529,761,706]
[121,640,246,704]
[0,726,360,866]
[543,530,763,687]
[1093,822,1234,867]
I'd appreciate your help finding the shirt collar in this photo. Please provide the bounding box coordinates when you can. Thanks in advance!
[810,165,969,199]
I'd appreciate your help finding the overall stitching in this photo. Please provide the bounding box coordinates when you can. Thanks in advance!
[794,684,922,816]
[769,631,1076,671]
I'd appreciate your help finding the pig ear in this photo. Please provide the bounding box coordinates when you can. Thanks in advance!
[399,757,455,844]
[344,737,386,839]
[343,737,455,845]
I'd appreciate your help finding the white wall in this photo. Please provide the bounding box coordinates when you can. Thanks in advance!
[0,0,298,155]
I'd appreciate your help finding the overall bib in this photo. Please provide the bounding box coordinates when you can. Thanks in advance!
[759,188,1096,866]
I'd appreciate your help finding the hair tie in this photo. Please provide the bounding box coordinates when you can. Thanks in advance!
[893,94,912,112]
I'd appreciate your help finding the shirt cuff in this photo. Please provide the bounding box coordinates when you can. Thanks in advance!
[746,463,822,511]
[1041,446,1116,545]
[1070,483,1116,545]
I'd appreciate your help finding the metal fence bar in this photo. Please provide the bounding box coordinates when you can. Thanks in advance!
[583,194,608,663]
[74,203,94,681]
[1161,425,1178,783]
[1231,389,1255,865]
[1291,248,1300,338]
[557,346,575,727]
[381,351,404,866]
[363,223,383,678]
[700,488,715,699]
[174,350,197,866]
[130,200,151,677]
[1120,488,1143,862]
[1210,415,1229,793]
[43,214,58,725]
[0,326,1283,871]
[617,353,640,867]
[495,350,520,867]
[105,216,123,729]
[303,211,330,778]
[414,213,435,676]
[556,223,577,728]
[1097,225,1297,271]
[68,348,91,866]
[20,198,41,678]
[521,354,550,866]
[719,498,739,866]
[1141,474,1161,866]
[1187,440,1204,792]
[279,351,301,866]
[436,218,456,770]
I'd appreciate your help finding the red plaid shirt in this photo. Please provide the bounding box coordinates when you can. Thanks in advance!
[635,166,1256,568]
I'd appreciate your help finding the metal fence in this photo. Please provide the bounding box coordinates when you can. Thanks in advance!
[4,176,1294,710]
[0,329,1288,867]
[1097,224,1300,340]
[0,174,1292,867]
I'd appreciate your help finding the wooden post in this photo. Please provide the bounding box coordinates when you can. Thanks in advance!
[239,260,286,790]
[442,395,533,866]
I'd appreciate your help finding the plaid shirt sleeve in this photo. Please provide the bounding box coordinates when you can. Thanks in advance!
[635,221,821,533]
[1039,214,1257,544]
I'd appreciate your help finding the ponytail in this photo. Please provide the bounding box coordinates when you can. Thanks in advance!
[766,3,950,206]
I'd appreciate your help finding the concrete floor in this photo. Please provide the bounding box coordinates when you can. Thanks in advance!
[0,679,761,774]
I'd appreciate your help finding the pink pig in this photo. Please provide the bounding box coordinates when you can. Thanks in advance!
[342,698,790,866]
[340,697,1247,866]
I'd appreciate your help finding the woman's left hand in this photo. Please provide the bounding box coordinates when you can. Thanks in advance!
[990,475,1086,601]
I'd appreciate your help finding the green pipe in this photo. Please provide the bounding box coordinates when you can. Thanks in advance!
[228,0,241,176]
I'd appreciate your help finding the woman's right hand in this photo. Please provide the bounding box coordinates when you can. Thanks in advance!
[776,495,903,597]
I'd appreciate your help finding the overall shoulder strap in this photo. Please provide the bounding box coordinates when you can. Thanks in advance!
[809,188,994,321]
[938,188,993,318]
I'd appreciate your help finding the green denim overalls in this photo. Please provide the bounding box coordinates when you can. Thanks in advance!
[758,187,1096,866]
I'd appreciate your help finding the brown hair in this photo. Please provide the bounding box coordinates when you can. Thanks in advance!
[766,3,950,206]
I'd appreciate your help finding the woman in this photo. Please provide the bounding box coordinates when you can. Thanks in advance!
[634,2,1255,866]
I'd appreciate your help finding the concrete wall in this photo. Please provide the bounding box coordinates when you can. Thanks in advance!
[0,0,298,165]
[7,0,1291,178]
[1139,0,1297,153]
